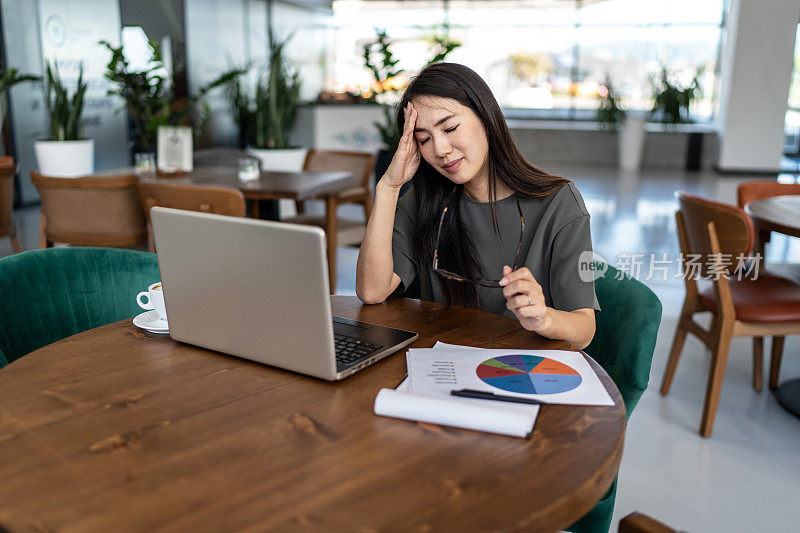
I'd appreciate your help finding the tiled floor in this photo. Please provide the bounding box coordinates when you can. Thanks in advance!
[3,165,800,532]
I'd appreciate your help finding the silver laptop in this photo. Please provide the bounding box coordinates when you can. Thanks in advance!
[150,207,418,380]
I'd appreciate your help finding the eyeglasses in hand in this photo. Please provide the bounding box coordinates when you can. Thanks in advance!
[431,189,524,288]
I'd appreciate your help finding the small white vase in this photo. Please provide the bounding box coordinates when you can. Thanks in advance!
[247,147,308,172]
[34,139,95,177]
[618,113,647,171]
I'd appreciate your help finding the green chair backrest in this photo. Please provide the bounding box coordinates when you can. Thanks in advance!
[0,247,160,367]
[584,262,662,419]
[568,262,662,533]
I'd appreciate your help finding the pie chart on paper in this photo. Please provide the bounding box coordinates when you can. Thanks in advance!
[476,354,582,394]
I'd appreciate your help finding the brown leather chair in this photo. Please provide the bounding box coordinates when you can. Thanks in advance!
[736,179,800,209]
[660,191,800,437]
[0,157,22,254]
[736,179,800,274]
[136,182,246,251]
[31,171,148,249]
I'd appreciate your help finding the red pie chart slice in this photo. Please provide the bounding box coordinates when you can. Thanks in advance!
[476,364,525,379]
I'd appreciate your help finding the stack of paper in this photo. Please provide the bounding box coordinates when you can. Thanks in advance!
[373,343,614,438]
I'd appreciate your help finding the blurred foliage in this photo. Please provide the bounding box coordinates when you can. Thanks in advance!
[363,27,461,151]
[44,61,87,141]
[650,67,701,126]
[227,32,302,150]
[509,51,554,84]
[0,67,40,135]
[100,39,244,149]
[596,76,626,131]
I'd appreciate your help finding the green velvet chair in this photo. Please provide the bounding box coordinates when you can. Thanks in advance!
[0,247,160,367]
[567,262,662,533]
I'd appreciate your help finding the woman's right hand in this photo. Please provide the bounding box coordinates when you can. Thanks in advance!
[381,102,420,190]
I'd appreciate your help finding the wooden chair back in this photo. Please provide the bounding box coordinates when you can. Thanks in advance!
[30,172,147,247]
[303,149,375,189]
[736,180,800,208]
[0,157,15,237]
[677,191,753,277]
[137,182,246,220]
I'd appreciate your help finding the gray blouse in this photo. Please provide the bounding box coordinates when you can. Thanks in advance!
[391,182,600,319]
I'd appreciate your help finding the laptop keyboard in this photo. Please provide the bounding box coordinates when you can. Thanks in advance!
[334,334,381,366]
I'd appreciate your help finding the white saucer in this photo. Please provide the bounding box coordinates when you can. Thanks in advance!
[133,310,169,333]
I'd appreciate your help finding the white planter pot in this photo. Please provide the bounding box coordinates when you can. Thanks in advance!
[618,114,647,171]
[34,139,94,177]
[247,147,308,172]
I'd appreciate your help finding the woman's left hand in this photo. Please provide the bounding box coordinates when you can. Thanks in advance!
[499,266,553,334]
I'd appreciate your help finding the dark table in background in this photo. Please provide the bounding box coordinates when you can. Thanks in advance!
[0,296,625,532]
[745,195,800,418]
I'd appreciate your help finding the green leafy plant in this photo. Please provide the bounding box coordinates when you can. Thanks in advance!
[0,68,40,95]
[0,67,40,136]
[362,27,461,152]
[650,68,700,125]
[100,39,245,149]
[596,76,626,131]
[44,61,87,141]
[227,32,302,149]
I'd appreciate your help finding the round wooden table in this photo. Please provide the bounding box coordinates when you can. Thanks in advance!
[745,195,800,418]
[0,296,625,532]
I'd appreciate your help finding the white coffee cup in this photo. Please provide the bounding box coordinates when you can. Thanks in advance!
[137,282,167,321]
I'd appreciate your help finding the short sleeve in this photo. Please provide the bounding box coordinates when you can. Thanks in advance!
[392,193,418,292]
[549,215,600,312]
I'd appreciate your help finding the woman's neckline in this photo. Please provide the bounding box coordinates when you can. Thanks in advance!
[461,189,517,205]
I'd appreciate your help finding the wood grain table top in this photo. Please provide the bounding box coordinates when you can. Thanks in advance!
[745,195,800,238]
[0,296,625,533]
[98,166,356,200]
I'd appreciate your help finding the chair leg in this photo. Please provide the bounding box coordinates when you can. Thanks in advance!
[769,336,785,391]
[660,320,688,395]
[325,196,337,295]
[700,317,734,438]
[38,210,52,248]
[9,221,23,253]
[661,298,695,395]
[752,336,763,392]
[147,222,155,253]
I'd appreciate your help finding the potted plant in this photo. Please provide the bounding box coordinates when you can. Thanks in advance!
[597,76,646,171]
[650,67,704,169]
[363,27,461,181]
[100,39,244,155]
[228,32,304,171]
[650,68,700,126]
[34,62,93,177]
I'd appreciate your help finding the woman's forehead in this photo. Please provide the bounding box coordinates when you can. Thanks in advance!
[411,96,469,121]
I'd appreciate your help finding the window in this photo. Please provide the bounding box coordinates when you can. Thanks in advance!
[330,0,727,121]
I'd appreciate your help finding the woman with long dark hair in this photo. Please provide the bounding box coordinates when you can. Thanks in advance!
[356,63,598,348]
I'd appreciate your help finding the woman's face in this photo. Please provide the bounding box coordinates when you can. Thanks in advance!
[411,96,489,187]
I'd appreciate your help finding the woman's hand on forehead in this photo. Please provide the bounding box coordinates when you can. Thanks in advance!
[379,102,421,190]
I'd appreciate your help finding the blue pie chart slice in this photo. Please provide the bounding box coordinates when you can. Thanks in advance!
[529,374,582,394]
[481,373,537,394]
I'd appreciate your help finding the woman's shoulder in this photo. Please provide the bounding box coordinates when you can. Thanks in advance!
[519,181,589,219]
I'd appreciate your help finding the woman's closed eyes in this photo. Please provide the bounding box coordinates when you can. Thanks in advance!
[417,124,459,145]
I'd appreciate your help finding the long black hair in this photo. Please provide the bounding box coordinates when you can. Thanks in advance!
[396,63,569,309]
